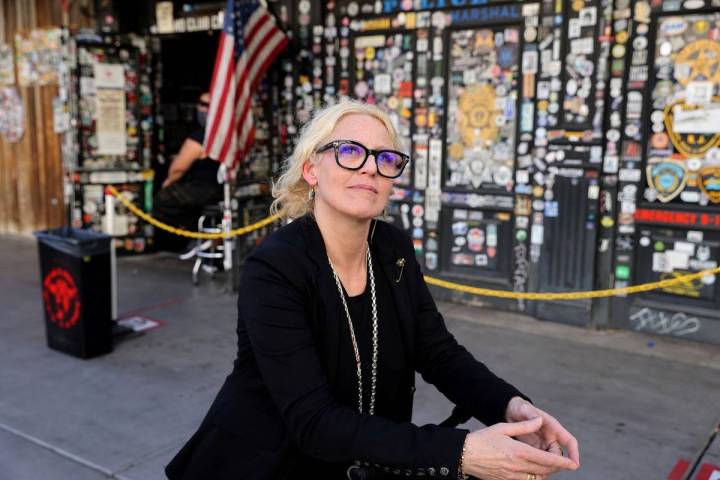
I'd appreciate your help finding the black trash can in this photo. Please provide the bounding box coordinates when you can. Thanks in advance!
[34,227,113,359]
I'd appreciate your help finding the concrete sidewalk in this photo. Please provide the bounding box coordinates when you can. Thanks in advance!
[1,234,718,479]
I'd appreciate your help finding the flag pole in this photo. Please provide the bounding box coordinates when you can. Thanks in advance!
[220,165,235,292]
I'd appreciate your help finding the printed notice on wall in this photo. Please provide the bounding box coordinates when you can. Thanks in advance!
[93,63,124,89]
[96,89,126,155]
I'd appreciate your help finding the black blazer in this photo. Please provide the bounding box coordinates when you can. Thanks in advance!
[166,216,525,479]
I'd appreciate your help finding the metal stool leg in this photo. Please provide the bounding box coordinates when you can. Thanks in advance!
[192,257,201,285]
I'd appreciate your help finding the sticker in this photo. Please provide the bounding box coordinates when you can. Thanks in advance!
[452,221,469,236]
[530,224,544,245]
[452,253,474,266]
[685,81,713,105]
[616,265,630,280]
[698,166,720,202]
[467,228,485,252]
[647,161,688,203]
[687,230,704,243]
[618,168,642,182]
[425,252,438,270]
[675,40,720,86]
[374,73,392,94]
[674,241,696,256]
[0,44,15,85]
[653,252,672,273]
[601,217,615,228]
[665,99,720,157]
[660,17,687,36]
[0,87,25,142]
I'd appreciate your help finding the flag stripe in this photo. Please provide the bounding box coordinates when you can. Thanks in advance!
[204,35,236,155]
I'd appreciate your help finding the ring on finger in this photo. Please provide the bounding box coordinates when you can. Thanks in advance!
[527,474,537,480]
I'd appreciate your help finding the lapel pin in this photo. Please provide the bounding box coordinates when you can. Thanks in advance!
[395,258,406,283]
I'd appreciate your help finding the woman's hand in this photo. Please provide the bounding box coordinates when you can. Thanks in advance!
[461,417,578,480]
[504,396,580,469]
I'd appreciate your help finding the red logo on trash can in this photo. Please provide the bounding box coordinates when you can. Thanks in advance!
[43,267,81,329]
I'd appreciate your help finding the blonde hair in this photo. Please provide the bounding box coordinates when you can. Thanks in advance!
[270,99,400,219]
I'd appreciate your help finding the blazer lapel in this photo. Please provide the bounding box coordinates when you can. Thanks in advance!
[372,222,416,364]
[299,217,343,385]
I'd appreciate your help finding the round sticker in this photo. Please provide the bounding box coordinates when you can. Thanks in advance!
[601,216,615,228]
[659,42,673,57]
[639,236,651,247]
[687,158,702,171]
[633,36,648,51]
[354,81,369,98]
[524,27,537,43]
[431,11,446,28]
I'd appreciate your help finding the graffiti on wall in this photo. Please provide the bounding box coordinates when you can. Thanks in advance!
[629,307,701,336]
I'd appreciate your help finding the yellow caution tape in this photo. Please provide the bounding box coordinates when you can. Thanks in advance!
[107,185,279,239]
[109,185,720,300]
[425,267,720,300]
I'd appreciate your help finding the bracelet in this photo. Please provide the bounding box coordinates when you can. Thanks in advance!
[457,435,469,480]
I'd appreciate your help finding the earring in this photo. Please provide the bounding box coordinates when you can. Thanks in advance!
[308,186,315,201]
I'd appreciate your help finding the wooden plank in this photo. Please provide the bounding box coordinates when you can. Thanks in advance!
[41,85,64,228]
[16,86,36,234]
[34,83,48,229]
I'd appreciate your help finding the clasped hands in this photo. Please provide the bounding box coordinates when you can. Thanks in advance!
[461,397,580,480]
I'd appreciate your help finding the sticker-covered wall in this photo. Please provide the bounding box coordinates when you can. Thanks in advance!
[259,0,720,344]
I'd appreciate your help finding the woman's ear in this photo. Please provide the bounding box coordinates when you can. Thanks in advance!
[301,159,317,187]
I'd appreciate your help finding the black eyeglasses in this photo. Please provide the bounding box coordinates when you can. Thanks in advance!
[315,140,410,179]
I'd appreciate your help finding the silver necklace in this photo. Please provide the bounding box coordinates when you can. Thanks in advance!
[328,242,379,415]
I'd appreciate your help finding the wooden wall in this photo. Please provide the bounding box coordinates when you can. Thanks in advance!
[0,0,93,235]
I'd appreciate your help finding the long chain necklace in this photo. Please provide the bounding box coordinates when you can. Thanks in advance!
[328,242,379,415]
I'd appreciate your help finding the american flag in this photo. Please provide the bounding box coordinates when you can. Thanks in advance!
[204,0,288,172]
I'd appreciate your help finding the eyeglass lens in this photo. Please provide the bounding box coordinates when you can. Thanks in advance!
[336,142,405,177]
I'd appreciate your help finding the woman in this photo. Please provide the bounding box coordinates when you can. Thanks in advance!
[166,100,580,479]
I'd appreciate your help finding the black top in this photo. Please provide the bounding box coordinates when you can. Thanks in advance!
[187,128,220,184]
[166,216,527,480]
[294,253,412,477]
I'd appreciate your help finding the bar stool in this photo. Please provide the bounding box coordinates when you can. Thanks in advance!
[183,204,224,285]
